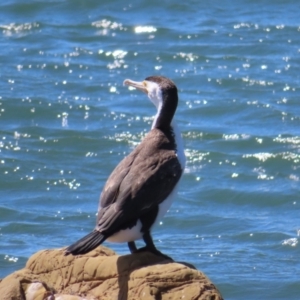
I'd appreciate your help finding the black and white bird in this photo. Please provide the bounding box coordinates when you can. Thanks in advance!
[65,76,185,259]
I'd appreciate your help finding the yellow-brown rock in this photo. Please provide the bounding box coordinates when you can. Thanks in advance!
[0,246,223,300]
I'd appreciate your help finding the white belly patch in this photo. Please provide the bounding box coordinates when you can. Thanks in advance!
[107,220,143,243]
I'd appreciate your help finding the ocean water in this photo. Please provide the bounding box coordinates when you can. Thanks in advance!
[1,1,300,299]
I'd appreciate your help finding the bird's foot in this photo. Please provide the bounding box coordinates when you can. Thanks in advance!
[133,246,172,261]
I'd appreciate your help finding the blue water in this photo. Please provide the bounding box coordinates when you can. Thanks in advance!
[1,1,300,299]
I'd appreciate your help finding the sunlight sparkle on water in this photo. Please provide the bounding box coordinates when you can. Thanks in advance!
[134,26,157,33]
[282,238,298,247]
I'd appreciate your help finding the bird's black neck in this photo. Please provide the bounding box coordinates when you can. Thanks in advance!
[153,88,178,131]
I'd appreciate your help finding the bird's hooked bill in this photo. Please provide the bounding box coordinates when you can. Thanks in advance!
[123,79,148,94]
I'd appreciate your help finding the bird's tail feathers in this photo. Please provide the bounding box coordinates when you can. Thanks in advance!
[64,230,106,256]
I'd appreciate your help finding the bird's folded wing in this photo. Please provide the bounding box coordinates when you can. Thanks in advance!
[96,149,182,235]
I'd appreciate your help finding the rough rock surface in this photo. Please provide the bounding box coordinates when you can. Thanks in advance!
[0,246,223,300]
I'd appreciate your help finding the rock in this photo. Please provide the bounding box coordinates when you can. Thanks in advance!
[0,246,223,300]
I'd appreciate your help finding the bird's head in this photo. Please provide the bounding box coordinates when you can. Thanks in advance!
[124,76,178,129]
